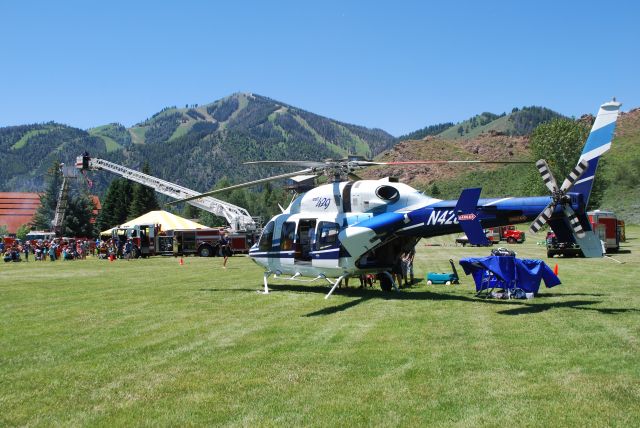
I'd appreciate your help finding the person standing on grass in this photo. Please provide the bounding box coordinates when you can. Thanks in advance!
[23,242,30,262]
[124,239,133,261]
[48,242,56,261]
[220,233,230,268]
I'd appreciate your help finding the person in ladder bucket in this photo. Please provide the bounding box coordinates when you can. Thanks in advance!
[220,233,231,269]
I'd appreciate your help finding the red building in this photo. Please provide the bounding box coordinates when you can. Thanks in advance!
[0,192,41,234]
[0,192,102,235]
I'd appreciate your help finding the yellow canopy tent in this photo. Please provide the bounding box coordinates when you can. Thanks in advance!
[118,210,207,232]
[101,210,208,237]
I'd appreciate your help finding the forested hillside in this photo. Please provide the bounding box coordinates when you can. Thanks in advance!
[0,123,108,191]
[0,93,396,196]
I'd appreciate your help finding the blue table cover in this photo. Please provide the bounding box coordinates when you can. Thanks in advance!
[458,256,561,293]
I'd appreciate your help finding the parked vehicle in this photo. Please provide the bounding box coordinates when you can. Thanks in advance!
[587,210,620,252]
[485,225,526,244]
[545,232,583,258]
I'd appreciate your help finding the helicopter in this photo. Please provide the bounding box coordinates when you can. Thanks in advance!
[169,100,621,298]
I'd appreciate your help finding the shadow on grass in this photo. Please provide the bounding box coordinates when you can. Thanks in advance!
[199,284,639,317]
[536,292,606,298]
[496,300,640,315]
[614,249,632,254]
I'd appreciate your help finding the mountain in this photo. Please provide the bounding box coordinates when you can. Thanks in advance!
[0,93,397,194]
[399,106,565,142]
[128,93,396,157]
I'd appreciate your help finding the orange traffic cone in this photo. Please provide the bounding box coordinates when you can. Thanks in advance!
[553,263,559,276]
[179,257,184,266]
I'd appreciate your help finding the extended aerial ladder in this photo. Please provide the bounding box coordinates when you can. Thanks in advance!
[75,154,257,232]
[52,164,78,236]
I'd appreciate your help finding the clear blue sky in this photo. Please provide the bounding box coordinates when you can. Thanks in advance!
[2,0,639,136]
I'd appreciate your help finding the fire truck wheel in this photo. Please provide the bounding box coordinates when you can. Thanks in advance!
[198,245,214,257]
[507,237,516,244]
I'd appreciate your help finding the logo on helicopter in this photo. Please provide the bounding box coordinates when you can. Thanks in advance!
[313,197,331,209]
[457,213,477,221]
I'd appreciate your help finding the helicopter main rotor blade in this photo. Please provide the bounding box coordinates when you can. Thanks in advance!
[372,160,534,165]
[166,168,314,205]
[244,160,327,168]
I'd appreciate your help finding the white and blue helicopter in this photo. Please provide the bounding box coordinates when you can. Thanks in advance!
[171,100,621,298]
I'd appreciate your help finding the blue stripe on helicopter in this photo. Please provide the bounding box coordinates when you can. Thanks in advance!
[248,249,340,260]
[249,250,295,258]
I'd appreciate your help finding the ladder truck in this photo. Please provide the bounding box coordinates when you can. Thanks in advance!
[75,154,258,232]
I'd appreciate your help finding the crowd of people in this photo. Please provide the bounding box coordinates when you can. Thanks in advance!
[1,238,93,262]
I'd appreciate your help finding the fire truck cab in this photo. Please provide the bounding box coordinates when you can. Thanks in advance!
[112,224,158,257]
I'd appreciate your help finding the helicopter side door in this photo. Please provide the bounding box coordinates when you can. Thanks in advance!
[295,219,316,264]
[311,221,341,269]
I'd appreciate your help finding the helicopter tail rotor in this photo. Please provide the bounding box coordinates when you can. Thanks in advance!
[529,159,589,238]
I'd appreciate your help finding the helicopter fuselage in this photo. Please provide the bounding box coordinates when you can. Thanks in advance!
[248,178,570,279]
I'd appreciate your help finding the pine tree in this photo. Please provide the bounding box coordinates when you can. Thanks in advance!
[96,179,134,231]
[31,160,62,230]
[429,183,441,197]
[62,193,96,237]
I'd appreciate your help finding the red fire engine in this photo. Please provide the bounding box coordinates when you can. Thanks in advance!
[170,228,256,257]
[485,225,526,244]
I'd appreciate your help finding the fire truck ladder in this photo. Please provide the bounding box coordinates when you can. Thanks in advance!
[76,156,256,231]
[52,164,78,236]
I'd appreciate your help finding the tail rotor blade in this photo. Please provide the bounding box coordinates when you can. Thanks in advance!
[562,204,586,238]
[536,159,559,192]
[529,203,555,234]
[560,159,589,192]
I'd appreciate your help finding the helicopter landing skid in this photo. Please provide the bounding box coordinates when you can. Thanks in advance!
[258,271,352,299]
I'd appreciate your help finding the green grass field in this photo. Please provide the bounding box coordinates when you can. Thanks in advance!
[2,228,639,426]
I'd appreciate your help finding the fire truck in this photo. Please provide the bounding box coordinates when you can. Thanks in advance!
[170,228,256,257]
[112,225,256,257]
[587,210,620,252]
[485,225,526,244]
[546,210,622,257]
[455,225,524,246]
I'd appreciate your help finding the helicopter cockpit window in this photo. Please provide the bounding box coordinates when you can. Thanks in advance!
[280,222,295,251]
[375,185,400,202]
[316,221,340,251]
[259,221,275,251]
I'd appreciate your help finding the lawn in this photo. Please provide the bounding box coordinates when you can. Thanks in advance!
[1,228,639,426]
